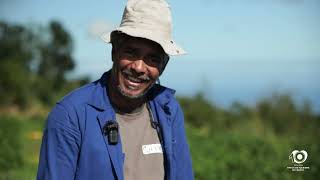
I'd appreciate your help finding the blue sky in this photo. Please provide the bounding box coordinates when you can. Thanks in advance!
[1,0,319,111]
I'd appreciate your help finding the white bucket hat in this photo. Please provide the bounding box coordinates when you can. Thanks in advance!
[101,0,186,56]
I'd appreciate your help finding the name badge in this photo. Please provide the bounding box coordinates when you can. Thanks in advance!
[142,144,163,155]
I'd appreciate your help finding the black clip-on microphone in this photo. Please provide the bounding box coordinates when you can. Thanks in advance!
[103,121,119,145]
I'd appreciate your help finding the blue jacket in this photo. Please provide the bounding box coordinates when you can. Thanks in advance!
[37,72,194,180]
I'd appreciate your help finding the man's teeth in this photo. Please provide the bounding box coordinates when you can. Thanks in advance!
[126,75,143,83]
[128,85,138,90]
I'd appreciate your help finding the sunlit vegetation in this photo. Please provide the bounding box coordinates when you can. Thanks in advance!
[1,21,319,179]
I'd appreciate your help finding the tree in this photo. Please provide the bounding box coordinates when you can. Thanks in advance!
[0,22,34,107]
[37,21,75,90]
[0,20,80,108]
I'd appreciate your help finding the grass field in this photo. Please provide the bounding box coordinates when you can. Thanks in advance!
[0,110,319,180]
[0,115,44,180]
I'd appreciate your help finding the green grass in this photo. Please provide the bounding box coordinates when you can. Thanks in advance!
[1,114,319,180]
[186,125,319,180]
[0,115,44,180]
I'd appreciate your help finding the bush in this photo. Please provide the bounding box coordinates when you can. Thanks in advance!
[0,116,24,172]
[187,127,319,180]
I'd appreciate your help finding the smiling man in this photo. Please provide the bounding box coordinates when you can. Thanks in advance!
[37,0,194,180]
[108,32,169,112]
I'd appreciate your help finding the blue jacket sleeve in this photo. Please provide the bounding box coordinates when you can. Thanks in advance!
[37,103,81,180]
[172,104,194,180]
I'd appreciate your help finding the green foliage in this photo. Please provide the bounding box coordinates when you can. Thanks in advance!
[37,21,75,90]
[188,128,319,180]
[178,93,224,129]
[0,21,89,108]
[0,115,45,180]
[1,20,319,180]
[179,92,320,137]
[179,93,319,180]
[0,22,34,108]
[0,116,23,172]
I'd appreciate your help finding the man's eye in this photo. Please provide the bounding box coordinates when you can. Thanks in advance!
[149,56,161,63]
[124,50,135,57]
[125,51,133,56]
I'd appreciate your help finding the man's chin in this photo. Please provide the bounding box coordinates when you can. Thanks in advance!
[117,86,147,99]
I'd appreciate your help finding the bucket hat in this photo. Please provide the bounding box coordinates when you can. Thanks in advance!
[101,0,186,56]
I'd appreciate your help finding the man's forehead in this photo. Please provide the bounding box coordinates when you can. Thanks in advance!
[121,36,165,54]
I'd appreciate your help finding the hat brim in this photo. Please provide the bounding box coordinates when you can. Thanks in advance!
[101,29,186,56]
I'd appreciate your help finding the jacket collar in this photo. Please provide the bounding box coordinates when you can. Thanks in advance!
[86,71,112,111]
[87,71,176,111]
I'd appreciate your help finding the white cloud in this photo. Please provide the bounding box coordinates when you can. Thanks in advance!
[87,20,116,39]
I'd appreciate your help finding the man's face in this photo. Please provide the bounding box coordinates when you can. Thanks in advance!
[111,36,166,99]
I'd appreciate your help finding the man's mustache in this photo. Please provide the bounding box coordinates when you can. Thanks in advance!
[122,69,151,81]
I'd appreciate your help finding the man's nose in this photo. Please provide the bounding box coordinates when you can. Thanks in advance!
[131,59,147,74]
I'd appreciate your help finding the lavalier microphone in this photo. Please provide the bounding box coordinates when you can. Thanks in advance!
[104,121,119,145]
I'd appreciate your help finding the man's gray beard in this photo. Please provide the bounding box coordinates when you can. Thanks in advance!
[116,82,155,100]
